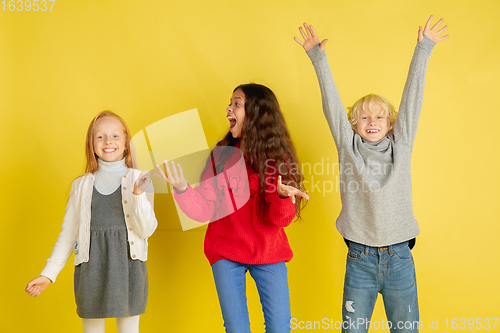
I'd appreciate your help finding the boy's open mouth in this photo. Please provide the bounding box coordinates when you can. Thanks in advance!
[366,129,380,133]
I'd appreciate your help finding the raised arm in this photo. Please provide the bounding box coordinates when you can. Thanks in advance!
[128,170,158,239]
[264,173,299,228]
[156,160,216,222]
[277,175,309,204]
[294,23,353,147]
[394,16,449,144]
[418,16,449,43]
[294,23,328,52]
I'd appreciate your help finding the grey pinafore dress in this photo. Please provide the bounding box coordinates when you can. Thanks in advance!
[74,186,148,318]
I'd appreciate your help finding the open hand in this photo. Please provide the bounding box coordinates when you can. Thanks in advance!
[134,170,151,195]
[419,15,449,43]
[277,175,309,204]
[155,160,188,192]
[294,22,328,52]
[25,276,51,297]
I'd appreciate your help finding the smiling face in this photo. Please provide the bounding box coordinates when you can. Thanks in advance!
[93,116,127,162]
[355,103,390,142]
[226,88,246,138]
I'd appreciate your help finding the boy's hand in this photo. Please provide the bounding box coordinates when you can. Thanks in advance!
[294,22,328,52]
[419,15,449,43]
[277,175,309,204]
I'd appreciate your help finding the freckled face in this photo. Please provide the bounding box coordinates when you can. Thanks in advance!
[226,89,246,138]
[355,103,390,142]
[93,116,127,162]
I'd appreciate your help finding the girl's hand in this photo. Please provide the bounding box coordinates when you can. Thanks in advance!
[294,22,328,52]
[418,15,449,43]
[134,170,151,195]
[155,160,188,192]
[277,176,310,204]
[25,276,51,297]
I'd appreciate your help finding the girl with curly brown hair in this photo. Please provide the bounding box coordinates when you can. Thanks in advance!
[156,83,308,333]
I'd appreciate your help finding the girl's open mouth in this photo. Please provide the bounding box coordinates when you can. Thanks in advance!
[228,116,236,129]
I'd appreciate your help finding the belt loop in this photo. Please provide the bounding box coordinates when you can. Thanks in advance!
[364,245,370,255]
[388,244,394,256]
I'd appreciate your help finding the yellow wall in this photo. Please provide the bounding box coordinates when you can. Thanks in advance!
[2,0,499,332]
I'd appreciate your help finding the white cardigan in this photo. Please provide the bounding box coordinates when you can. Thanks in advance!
[41,169,157,282]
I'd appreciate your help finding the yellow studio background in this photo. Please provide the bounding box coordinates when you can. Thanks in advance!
[1,0,499,332]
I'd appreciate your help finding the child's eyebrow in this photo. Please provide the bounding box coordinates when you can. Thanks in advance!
[94,130,122,136]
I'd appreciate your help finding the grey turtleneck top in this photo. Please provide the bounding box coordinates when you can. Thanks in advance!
[306,36,435,246]
[94,159,129,195]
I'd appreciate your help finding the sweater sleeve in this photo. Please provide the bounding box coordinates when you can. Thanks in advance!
[129,175,158,239]
[393,35,435,145]
[264,193,296,227]
[306,45,353,148]
[263,170,296,228]
[40,179,81,283]
[173,184,217,222]
[173,153,249,223]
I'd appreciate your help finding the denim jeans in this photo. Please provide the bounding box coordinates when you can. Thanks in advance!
[342,241,419,333]
[212,259,291,333]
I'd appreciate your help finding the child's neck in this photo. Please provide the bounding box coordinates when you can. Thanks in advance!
[97,159,128,172]
[94,159,128,195]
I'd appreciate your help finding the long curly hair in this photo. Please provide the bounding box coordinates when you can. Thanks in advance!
[202,83,306,221]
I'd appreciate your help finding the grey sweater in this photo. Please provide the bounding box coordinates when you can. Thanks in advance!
[307,36,435,246]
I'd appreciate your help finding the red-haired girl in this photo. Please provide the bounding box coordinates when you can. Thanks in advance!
[26,111,157,333]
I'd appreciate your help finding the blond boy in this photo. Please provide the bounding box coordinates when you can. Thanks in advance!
[295,16,449,333]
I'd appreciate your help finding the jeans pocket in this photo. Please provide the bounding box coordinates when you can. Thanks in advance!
[393,245,413,262]
[347,246,364,262]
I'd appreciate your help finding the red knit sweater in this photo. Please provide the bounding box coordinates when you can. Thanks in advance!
[173,148,296,265]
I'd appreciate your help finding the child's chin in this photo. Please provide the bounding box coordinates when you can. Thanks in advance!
[363,135,383,142]
[230,130,241,138]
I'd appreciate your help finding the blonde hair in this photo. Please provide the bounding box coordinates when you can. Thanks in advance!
[85,110,133,173]
[347,94,397,132]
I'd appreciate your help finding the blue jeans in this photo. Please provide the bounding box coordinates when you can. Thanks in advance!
[212,259,291,333]
[342,241,419,333]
